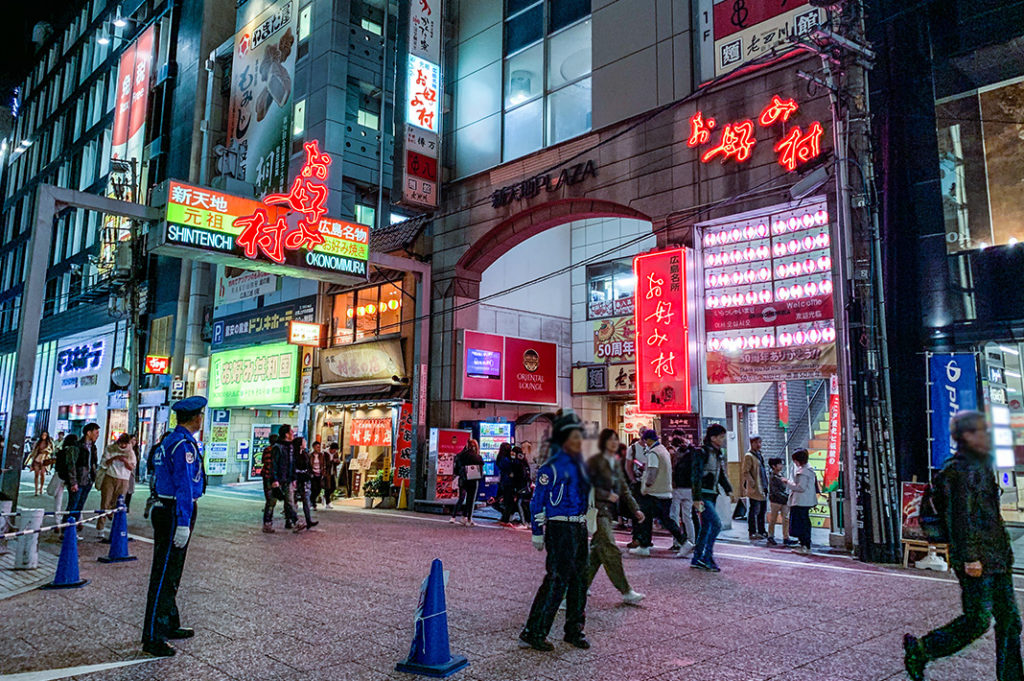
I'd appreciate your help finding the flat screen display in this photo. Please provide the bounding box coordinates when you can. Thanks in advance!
[467,348,502,378]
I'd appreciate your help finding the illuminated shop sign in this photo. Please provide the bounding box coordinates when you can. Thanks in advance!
[400,0,442,208]
[687,95,824,172]
[458,331,559,405]
[153,141,369,285]
[57,341,105,375]
[208,342,299,408]
[287,320,325,347]
[701,199,837,383]
[144,355,171,374]
[633,249,692,413]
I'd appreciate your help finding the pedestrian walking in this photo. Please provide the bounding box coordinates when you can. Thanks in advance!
[292,437,316,531]
[29,430,53,496]
[623,437,646,548]
[669,440,697,557]
[510,446,533,525]
[142,396,207,657]
[741,436,768,540]
[586,428,645,605]
[52,433,79,525]
[309,440,324,508]
[903,410,1023,681]
[497,442,518,526]
[269,426,302,531]
[629,430,690,558]
[261,434,281,533]
[98,433,136,536]
[324,442,340,505]
[449,439,483,526]
[519,410,592,651]
[125,434,139,512]
[67,424,99,524]
[766,457,795,547]
[783,449,817,555]
[690,424,734,572]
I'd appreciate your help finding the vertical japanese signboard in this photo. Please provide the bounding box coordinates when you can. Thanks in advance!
[777,381,789,428]
[206,409,230,476]
[228,0,297,194]
[400,0,442,208]
[928,353,979,469]
[633,249,692,414]
[394,401,413,488]
[823,374,841,492]
[696,0,823,81]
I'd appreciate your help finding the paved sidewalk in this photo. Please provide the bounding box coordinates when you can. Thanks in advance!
[0,546,59,600]
[0,484,1011,681]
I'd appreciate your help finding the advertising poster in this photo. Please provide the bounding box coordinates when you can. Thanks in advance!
[928,353,979,469]
[208,342,299,408]
[901,482,930,541]
[227,0,298,194]
[621,404,655,442]
[215,266,278,306]
[206,409,230,476]
[212,295,316,350]
[459,331,559,405]
[250,424,272,479]
[660,413,700,446]
[401,0,442,207]
[823,374,841,491]
[394,401,413,487]
[593,316,636,363]
[349,418,393,447]
[634,248,692,413]
[778,381,790,428]
[433,428,470,501]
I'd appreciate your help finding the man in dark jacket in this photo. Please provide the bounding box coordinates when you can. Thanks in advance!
[690,424,734,572]
[904,411,1023,681]
[268,425,301,531]
[67,423,100,523]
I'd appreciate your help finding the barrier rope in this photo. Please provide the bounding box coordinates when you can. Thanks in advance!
[1,507,121,540]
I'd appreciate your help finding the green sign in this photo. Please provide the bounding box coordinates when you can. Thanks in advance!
[208,342,299,408]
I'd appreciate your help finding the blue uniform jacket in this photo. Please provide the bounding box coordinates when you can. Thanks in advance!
[153,425,205,527]
[530,446,591,537]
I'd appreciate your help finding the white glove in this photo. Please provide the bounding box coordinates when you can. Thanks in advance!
[532,535,545,552]
[173,526,191,548]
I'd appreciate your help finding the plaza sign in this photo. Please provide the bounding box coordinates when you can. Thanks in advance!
[151,141,369,285]
[208,342,299,408]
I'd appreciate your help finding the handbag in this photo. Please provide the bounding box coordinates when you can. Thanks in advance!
[94,466,107,491]
[464,464,482,481]
[46,474,60,496]
[732,497,747,520]
[586,488,598,535]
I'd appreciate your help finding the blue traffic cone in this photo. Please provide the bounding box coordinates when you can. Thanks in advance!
[99,496,136,563]
[396,559,468,678]
[41,519,88,589]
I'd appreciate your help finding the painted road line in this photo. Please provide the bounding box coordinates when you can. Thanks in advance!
[0,657,158,681]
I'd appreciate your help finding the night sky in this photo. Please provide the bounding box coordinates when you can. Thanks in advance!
[0,2,79,100]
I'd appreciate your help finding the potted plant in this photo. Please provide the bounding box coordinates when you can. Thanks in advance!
[362,472,389,509]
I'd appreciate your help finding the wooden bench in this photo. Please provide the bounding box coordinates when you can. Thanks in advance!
[902,539,950,568]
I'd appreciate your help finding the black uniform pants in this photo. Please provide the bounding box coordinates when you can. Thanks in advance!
[922,571,1023,681]
[143,500,195,644]
[523,521,588,640]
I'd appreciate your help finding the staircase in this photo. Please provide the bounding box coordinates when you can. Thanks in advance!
[806,413,833,530]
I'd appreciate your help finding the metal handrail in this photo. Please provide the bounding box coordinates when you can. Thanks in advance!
[783,379,828,452]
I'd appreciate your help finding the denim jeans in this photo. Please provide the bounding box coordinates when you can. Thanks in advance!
[922,571,1023,681]
[747,498,767,536]
[691,494,721,565]
[66,482,92,522]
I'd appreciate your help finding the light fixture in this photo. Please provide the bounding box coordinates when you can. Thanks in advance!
[97,27,111,45]
[113,8,127,27]
[1000,346,1020,356]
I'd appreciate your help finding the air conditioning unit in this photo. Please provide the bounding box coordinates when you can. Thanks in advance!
[114,242,132,279]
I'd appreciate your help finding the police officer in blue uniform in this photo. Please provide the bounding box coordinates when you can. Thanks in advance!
[520,410,592,652]
[142,396,206,657]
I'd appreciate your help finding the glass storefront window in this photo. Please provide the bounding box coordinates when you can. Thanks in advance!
[586,257,636,319]
[330,282,406,346]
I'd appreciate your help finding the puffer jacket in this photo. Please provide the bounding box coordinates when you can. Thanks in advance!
[691,443,733,499]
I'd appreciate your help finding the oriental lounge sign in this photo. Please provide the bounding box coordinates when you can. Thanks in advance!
[151,141,369,285]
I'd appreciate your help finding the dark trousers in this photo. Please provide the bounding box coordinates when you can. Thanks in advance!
[310,477,322,505]
[263,480,298,525]
[66,482,92,522]
[450,480,479,519]
[921,572,1023,681]
[747,498,767,536]
[143,500,195,644]
[629,481,643,541]
[499,485,518,523]
[524,521,588,640]
[636,495,687,548]
[295,479,313,525]
[323,474,336,502]
[789,505,812,549]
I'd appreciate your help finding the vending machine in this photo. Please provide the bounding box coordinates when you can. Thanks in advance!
[459,420,514,500]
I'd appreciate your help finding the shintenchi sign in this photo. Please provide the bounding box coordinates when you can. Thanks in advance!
[152,141,369,285]
[633,249,692,414]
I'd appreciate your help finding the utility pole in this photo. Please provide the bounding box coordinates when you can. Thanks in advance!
[804,0,900,562]
[111,157,144,440]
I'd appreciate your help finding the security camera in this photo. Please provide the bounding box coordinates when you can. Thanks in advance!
[810,28,876,61]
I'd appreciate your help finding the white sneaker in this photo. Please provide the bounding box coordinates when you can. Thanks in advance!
[466,520,475,527]
[558,599,567,610]
[628,546,651,557]
[915,551,949,572]
[449,517,457,524]
[676,541,695,558]
[792,546,811,555]
[622,590,645,605]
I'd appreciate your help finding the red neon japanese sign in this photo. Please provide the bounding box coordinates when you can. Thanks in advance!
[688,94,824,171]
[633,249,691,414]
[234,140,333,265]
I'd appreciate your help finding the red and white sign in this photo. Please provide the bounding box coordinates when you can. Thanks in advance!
[433,427,470,501]
[777,381,789,428]
[401,0,442,208]
[287,321,325,347]
[824,374,841,492]
[394,401,413,488]
[349,418,392,447]
[633,249,692,413]
[145,355,171,375]
[458,330,559,406]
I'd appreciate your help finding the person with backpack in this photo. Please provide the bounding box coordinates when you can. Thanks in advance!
[269,426,302,532]
[261,434,280,533]
[903,410,1023,681]
[629,429,690,558]
[690,424,734,572]
[52,433,79,525]
[669,438,696,557]
[292,437,317,531]
[766,457,796,547]
[783,449,818,555]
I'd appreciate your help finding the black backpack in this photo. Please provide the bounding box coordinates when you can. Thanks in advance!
[918,473,949,544]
